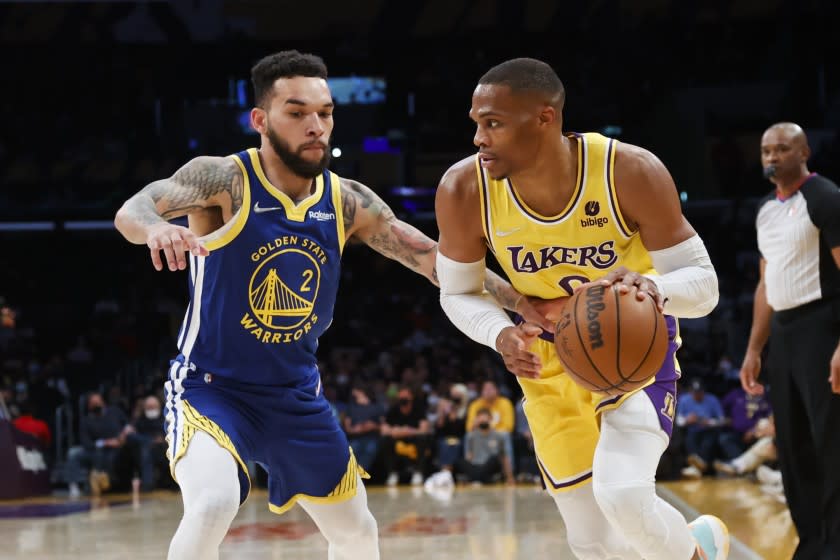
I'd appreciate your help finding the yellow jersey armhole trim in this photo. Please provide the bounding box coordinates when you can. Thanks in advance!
[267,447,369,515]
[204,154,251,251]
[606,140,633,238]
[247,148,325,222]
[330,172,346,254]
[475,156,494,253]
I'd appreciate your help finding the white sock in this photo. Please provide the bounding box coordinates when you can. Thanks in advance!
[168,431,240,560]
[593,391,696,560]
[298,475,380,560]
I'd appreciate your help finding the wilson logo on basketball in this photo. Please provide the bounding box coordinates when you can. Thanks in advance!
[584,285,606,350]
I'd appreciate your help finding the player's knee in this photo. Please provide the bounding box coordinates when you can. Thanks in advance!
[185,487,239,525]
[592,479,654,530]
[338,507,378,542]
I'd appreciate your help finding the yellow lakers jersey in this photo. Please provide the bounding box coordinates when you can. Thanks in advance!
[478,132,655,298]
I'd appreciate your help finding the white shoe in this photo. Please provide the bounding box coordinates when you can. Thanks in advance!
[410,472,423,486]
[681,465,703,479]
[423,470,454,490]
[756,465,782,486]
[760,482,784,496]
[69,483,81,499]
[386,472,398,487]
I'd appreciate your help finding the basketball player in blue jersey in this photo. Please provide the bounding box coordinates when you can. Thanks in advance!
[435,58,729,560]
[114,51,539,560]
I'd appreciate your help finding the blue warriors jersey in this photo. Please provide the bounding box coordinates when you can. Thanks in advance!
[175,148,345,386]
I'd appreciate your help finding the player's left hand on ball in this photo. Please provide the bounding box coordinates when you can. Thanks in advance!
[580,266,665,312]
[515,295,567,332]
[495,324,543,380]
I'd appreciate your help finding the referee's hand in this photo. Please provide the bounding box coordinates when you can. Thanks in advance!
[830,346,840,395]
[740,349,764,396]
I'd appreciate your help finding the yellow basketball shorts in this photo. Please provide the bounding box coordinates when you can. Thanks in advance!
[519,323,680,494]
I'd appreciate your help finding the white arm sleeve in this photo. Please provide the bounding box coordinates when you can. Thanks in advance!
[437,252,514,350]
[644,234,719,318]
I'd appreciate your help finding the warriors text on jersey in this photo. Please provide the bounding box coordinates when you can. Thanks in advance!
[175,148,345,386]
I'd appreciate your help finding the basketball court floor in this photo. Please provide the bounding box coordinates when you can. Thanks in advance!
[1,478,794,559]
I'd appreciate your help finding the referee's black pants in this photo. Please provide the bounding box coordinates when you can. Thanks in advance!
[768,298,840,560]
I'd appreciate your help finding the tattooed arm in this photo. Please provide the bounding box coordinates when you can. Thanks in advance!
[114,156,243,271]
[341,178,439,284]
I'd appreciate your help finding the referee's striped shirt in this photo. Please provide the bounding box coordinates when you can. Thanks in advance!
[756,174,840,311]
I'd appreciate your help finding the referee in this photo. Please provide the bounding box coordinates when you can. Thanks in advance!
[741,122,840,560]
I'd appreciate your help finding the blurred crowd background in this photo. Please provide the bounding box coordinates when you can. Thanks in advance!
[1,0,837,496]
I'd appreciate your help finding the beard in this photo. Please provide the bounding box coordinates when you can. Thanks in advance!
[266,125,331,178]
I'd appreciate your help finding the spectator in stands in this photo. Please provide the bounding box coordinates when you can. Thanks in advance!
[12,399,51,446]
[455,409,514,485]
[127,395,167,491]
[380,386,431,486]
[513,399,540,483]
[466,379,514,434]
[676,379,724,477]
[425,383,469,488]
[714,415,777,477]
[465,379,514,470]
[66,392,131,497]
[716,384,772,464]
[343,384,385,472]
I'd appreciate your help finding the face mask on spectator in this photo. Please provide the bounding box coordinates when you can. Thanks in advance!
[478,421,490,430]
[399,397,411,407]
[145,408,161,420]
[90,405,103,415]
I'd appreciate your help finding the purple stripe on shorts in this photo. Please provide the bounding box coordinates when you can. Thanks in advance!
[538,457,593,489]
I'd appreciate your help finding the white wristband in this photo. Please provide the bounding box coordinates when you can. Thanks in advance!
[437,252,514,350]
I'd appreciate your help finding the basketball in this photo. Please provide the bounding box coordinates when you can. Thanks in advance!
[554,283,669,396]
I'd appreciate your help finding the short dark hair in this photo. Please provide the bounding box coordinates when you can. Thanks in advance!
[251,50,328,107]
[478,57,565,109]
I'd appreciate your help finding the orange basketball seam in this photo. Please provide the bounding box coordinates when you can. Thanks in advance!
[625,294,662,383]
[572,286,624,394]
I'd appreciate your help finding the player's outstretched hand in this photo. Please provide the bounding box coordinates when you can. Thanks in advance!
[830,345,840,395]
[495,323,543,380]
[517,295,568,331]
[146,223,209,271]
[740,349,764,396]
[579,266,664,312]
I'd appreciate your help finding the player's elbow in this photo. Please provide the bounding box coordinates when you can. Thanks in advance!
[699,268,719,314]
[113,206,137,242]
[684,269,719,318]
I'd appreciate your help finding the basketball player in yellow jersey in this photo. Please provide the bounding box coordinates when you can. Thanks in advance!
[435,58,728,560]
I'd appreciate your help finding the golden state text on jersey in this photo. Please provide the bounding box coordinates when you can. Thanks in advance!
[174,148,345,386]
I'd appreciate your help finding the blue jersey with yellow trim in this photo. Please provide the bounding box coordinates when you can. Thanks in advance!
[175,148,345,386]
